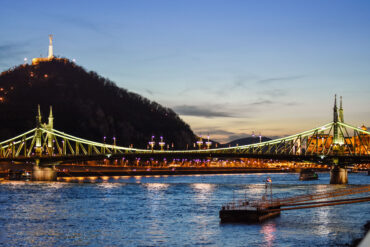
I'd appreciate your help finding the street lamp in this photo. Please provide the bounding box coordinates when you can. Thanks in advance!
[148,136,155,151]
[159,136,165,151]
[196,136,203,150]
[205,135,212,149]
[113,137,116,154]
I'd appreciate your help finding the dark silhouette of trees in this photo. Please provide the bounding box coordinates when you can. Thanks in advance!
[0,59,196,148]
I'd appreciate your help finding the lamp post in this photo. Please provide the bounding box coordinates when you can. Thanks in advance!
[196,136,203,150]
[159,136,165,151]
[205,135,212,149]
[103,136,106,154]
[148,136,155,152]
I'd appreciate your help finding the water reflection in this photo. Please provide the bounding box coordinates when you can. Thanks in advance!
[314,207,330,236]
[97,183,122,189]
[261,222,276,247]
[191,183,216,203]
[145,183,169,191]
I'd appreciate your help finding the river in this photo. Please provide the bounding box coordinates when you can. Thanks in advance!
[0,172,369,246]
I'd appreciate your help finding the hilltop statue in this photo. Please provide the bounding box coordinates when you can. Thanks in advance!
[32,35,62,65]
[48,34,53,59]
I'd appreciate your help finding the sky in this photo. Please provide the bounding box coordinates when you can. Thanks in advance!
[1,0,370,143]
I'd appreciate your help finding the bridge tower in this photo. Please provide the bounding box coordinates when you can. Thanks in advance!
[45,106,54,155]
[330,95,348,184]
[339,96,344,123]
[35,105,43,156]
[333,95,339,145]
[337,96,345,145]
[32,105,57,181]
[332,95,345,146]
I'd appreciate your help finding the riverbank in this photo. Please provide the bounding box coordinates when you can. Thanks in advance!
[0,164,314,179]
[57,166,306,177]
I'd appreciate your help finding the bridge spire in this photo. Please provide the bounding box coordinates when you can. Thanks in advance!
[333,94,338,123]
[333,95,344,146]
[35,105,43,156]
[339,96,344,123]
[36,104,42,128]
[47,106,54,152]
[48,106,53,129]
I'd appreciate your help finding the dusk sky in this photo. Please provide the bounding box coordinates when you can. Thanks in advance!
[1,0,370,142]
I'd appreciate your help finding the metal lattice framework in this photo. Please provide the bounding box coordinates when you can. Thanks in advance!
[0,121,369,161]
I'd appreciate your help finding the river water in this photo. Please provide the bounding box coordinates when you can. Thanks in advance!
[0,172,369,247]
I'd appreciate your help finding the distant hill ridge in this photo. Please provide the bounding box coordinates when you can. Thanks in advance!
[224,136,272,147]
[0,59,196,148]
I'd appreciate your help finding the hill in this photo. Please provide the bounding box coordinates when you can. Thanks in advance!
[0,59,196,148]
[224,136,272,147]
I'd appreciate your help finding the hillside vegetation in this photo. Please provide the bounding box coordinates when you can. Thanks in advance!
[0,59,196,148]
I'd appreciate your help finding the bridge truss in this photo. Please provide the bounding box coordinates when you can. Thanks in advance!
[0,121,369,164]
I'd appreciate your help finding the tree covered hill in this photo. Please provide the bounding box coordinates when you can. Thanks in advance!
[0,59,196,148]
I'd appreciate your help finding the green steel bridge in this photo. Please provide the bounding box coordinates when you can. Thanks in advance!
[0,96,369,165]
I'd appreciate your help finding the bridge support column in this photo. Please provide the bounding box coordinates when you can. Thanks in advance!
[32,160,57,181]
[330,166,348,184]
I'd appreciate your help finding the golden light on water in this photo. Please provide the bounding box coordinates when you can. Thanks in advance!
[145,183,169,191]
[192,183,215,192]
[192,183,216,202]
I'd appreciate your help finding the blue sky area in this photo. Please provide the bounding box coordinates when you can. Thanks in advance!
[1,0,370,142]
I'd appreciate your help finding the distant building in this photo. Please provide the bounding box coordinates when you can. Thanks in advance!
[307,97,369,155]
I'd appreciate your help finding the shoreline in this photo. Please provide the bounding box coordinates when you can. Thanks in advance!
[0,165,334,179]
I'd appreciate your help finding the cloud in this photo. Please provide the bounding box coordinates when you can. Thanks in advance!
[173,105,233,118]
[0,43,28,70]
[144,89,154,95]
[258,88,287,98]
[50,13,109,35]
[284,101,300,106]
[233,75,255,88]
[0,44,25,58]
[194,129,236,136]
[257,75,305,84]
[246,99,299,108]
[248,100,274,106]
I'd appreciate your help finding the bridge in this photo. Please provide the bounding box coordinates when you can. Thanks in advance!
[0,96,369,183]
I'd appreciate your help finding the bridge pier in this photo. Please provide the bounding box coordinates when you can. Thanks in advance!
[330,166,348,184]
[32,160,57,181]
